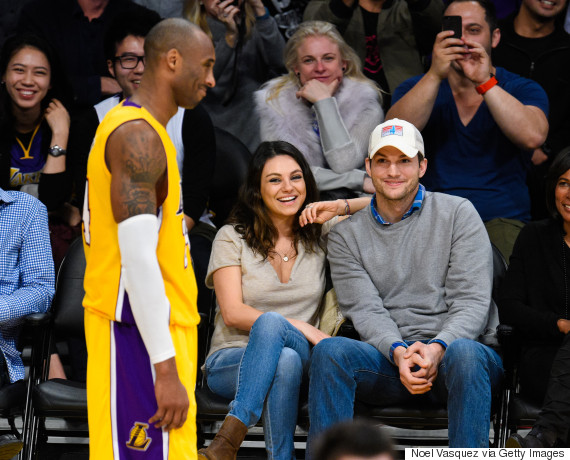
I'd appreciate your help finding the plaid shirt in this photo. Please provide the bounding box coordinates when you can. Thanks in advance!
[0,187,54,383]
[370,184,426,225]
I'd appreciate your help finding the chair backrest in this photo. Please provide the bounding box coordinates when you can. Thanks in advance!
[197,290,217,386]
[209,127,251,228]
[52,237,86,339]
[491,242,508,301]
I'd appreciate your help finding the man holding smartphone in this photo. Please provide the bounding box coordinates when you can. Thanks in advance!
[387,0,549,261]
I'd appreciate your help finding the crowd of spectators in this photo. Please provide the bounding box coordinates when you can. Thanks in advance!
[1,0,570,455]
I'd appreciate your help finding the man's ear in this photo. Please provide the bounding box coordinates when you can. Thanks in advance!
[419,157,428,179]
[107,60,116,78]
[165,48,180,71]
[491,27,500,49]
[365,157,372,177]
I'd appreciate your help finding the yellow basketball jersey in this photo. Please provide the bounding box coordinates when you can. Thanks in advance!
[82,101,199,328]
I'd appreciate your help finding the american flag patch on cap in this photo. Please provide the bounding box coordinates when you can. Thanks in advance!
[381,125,403,137]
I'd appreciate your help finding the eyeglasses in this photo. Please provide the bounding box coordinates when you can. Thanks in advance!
[113,54,145,69]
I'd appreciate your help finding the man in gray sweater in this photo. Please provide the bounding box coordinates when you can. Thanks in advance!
[308,119,503,450]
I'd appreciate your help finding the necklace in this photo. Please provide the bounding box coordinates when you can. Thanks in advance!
[272,243,296,262]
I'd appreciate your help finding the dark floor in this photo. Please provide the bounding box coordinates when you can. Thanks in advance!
[5,426,455,460]
[9,416,505,459]
[35,445,276,459]
[26,424,452,459]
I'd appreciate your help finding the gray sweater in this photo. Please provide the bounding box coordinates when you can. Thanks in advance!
[327,192,493,360]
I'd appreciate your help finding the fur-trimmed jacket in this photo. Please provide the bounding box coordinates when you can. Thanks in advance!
[255,77,383,191]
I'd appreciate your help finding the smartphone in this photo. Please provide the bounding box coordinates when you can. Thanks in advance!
[442,15,462,39]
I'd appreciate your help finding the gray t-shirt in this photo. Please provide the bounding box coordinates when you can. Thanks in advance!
[205,224,328,359]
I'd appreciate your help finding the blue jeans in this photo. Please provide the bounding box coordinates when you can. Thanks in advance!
[205,312,311,460]
[307,337,503,454]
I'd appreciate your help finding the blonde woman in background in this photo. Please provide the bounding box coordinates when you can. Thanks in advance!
[255,21,384,200]
[184,0,285,152]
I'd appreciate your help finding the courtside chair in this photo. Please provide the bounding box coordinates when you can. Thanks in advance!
[495,326,557,445]
[342,242,509,447]
[195,243,509,450]
[0,380,26,452]
[208,127,251,229]
[27,237,87,460]
[0,311,50,460]
[493,244,570,446]
[195,126,252,445]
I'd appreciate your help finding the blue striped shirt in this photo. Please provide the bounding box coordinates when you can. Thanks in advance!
[0,188,54,383]
[370,184,426,225]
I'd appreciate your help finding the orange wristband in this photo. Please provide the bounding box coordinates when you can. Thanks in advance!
[476,74,498,95]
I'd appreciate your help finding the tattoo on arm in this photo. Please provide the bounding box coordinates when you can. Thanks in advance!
[108,121,167,223]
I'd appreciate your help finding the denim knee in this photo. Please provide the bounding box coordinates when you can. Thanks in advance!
[251,312,288,335]
[275,347,303,385]
[444,339,479,371]
[254,311,288,327]
[446,338,476,358]
[311,338,350,372]
[443,338,502,378]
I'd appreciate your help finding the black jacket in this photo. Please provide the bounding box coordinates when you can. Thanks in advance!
[494,17,570,157]
[498,219,568,346]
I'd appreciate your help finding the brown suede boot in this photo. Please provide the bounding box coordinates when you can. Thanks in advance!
[198,416,248,460]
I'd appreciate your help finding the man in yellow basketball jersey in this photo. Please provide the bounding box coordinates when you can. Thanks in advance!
[82,18,215,459]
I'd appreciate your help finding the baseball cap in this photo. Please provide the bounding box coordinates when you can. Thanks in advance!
[368,119,425,159]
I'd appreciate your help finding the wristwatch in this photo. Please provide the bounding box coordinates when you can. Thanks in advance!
[48,145,67,157]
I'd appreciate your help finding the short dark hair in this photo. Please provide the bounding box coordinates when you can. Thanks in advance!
[445,0,498,32]
[546,147,570,222]
[229,141,321,260]
[144,18,203,67]
[104,6,161,61]
[313,420,396,460]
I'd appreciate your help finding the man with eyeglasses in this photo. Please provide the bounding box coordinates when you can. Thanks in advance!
[67,8,218,379]
[69,6,217,241]
[17,0,159,109]
[65,7,160,247]
[109,53,146,97]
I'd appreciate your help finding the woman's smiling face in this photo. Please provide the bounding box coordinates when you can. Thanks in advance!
[260,154,307,222]
[3,46,51,112]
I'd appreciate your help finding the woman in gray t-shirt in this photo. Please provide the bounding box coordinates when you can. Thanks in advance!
[199,141,367,460]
